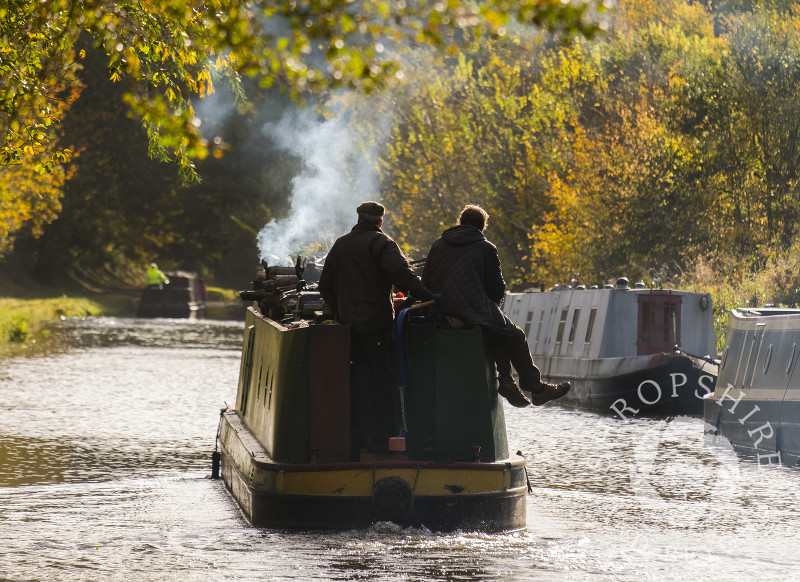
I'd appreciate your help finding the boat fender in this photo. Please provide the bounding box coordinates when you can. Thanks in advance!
[517,451,532,494]
[211,404,228,480]
[211,451,220,479]
[372,477,414,522]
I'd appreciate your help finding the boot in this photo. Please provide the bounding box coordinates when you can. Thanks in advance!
[528,381,571,406]
[497,375,532,408]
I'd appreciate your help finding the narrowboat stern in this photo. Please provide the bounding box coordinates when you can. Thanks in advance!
[704,307,800,466]
[215,265,528,531]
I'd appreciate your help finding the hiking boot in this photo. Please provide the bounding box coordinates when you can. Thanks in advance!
[497,376,532,408]
[528,381,571,406]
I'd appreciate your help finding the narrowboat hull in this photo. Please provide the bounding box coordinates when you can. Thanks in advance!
[136,300,204,319]
[218,297,527,531]
[545,352,716,416]
[137,270,206,319]
[504,281,718,417]
[219,410,527,531]
[704,308,800,466]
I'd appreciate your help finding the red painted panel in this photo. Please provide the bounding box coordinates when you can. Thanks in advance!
[309,325,352,462]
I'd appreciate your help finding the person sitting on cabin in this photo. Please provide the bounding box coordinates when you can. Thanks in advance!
[422,204,571,408]
[318,201,438,455]
[144,263,169,288]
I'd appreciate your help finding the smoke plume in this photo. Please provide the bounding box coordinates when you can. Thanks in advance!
[257,105,380,265]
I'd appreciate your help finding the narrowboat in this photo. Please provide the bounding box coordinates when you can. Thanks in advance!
[137,270,207,319]
[214,264,527,531]
[704,307,800,466]
[503,278,718,417]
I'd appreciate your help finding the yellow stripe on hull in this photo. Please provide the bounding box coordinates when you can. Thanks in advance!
[275,466,514,497]
[219,410,528,531]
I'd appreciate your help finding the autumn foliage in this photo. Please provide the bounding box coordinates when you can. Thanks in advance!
[381,0,800,299]
[6,0,800,310]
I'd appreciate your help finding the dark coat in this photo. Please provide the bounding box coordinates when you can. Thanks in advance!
[422,225,512,334]
[319,221,432,334]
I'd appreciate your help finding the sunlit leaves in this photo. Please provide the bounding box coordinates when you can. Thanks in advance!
[0,158,64,257]
[382,0,800,289]
[380,39,581,287]
[0,0,605,262]
[2,0,604,177]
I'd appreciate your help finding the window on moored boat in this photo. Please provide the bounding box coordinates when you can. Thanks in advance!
[535,310,545,350]
[556,307,569,343]
[662,303,675,343]
[568,309,581,343]
[637,294,682,355]
[585,308,597,343]
[525,309,536,337]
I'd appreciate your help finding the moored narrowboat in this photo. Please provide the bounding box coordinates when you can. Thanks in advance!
[704,307,800,466]
[215,264,528,531]
[503,278,718,417]
[137,270,206,319]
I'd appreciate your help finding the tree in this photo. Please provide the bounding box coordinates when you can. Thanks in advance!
[380,0,735,288]
[31,35,184,287]
[2,0,606,175]
[379,38,581,287]
[0,0,605,268]
[0,162,64,258]
[712,8,800,254]
[24,38,305,287]
[566,5,724,283]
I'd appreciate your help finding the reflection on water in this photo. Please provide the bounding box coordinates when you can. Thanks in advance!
[0,437,71,486]
[1,316,800,580]
[54,316,245,351]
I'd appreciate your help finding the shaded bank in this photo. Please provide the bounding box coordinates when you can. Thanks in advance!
[0,295,136,358]
[0,268,243,357]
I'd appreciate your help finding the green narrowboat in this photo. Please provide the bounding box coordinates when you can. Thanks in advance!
[214,265,527,532]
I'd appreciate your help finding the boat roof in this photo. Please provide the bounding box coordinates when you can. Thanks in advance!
[732,307,800,318]
[165,270,201,279]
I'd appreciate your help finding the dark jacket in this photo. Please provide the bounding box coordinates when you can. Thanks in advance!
[422,225,511,333]
[319,221,432,334]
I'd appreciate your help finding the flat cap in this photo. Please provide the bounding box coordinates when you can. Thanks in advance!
[356,201,385,217]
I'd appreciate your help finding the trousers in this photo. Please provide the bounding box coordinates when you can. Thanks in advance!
[489,322,542,391]
[350,327,396,453]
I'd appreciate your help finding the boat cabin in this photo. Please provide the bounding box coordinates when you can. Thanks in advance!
[504,283,715,364]
[503,279,717,414]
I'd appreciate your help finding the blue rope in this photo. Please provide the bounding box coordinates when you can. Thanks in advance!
[395,306,411,438]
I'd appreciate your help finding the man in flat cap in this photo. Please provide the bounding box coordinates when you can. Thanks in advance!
[319,201,435,456]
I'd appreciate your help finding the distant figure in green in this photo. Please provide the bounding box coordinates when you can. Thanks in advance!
[144,263,169,288]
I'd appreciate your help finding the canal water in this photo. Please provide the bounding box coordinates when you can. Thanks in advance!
[2,316,800,581]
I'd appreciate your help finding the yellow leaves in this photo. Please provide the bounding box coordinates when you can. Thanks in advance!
[125,51,140,74]
[0,157,64,255]
[214,55,229,71]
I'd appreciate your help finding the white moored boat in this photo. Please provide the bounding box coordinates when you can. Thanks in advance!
[503,277,718,417]
[705,307,800,466]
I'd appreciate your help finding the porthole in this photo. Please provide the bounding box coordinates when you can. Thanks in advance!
[788,343,797,375]
[762,344,772,375]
